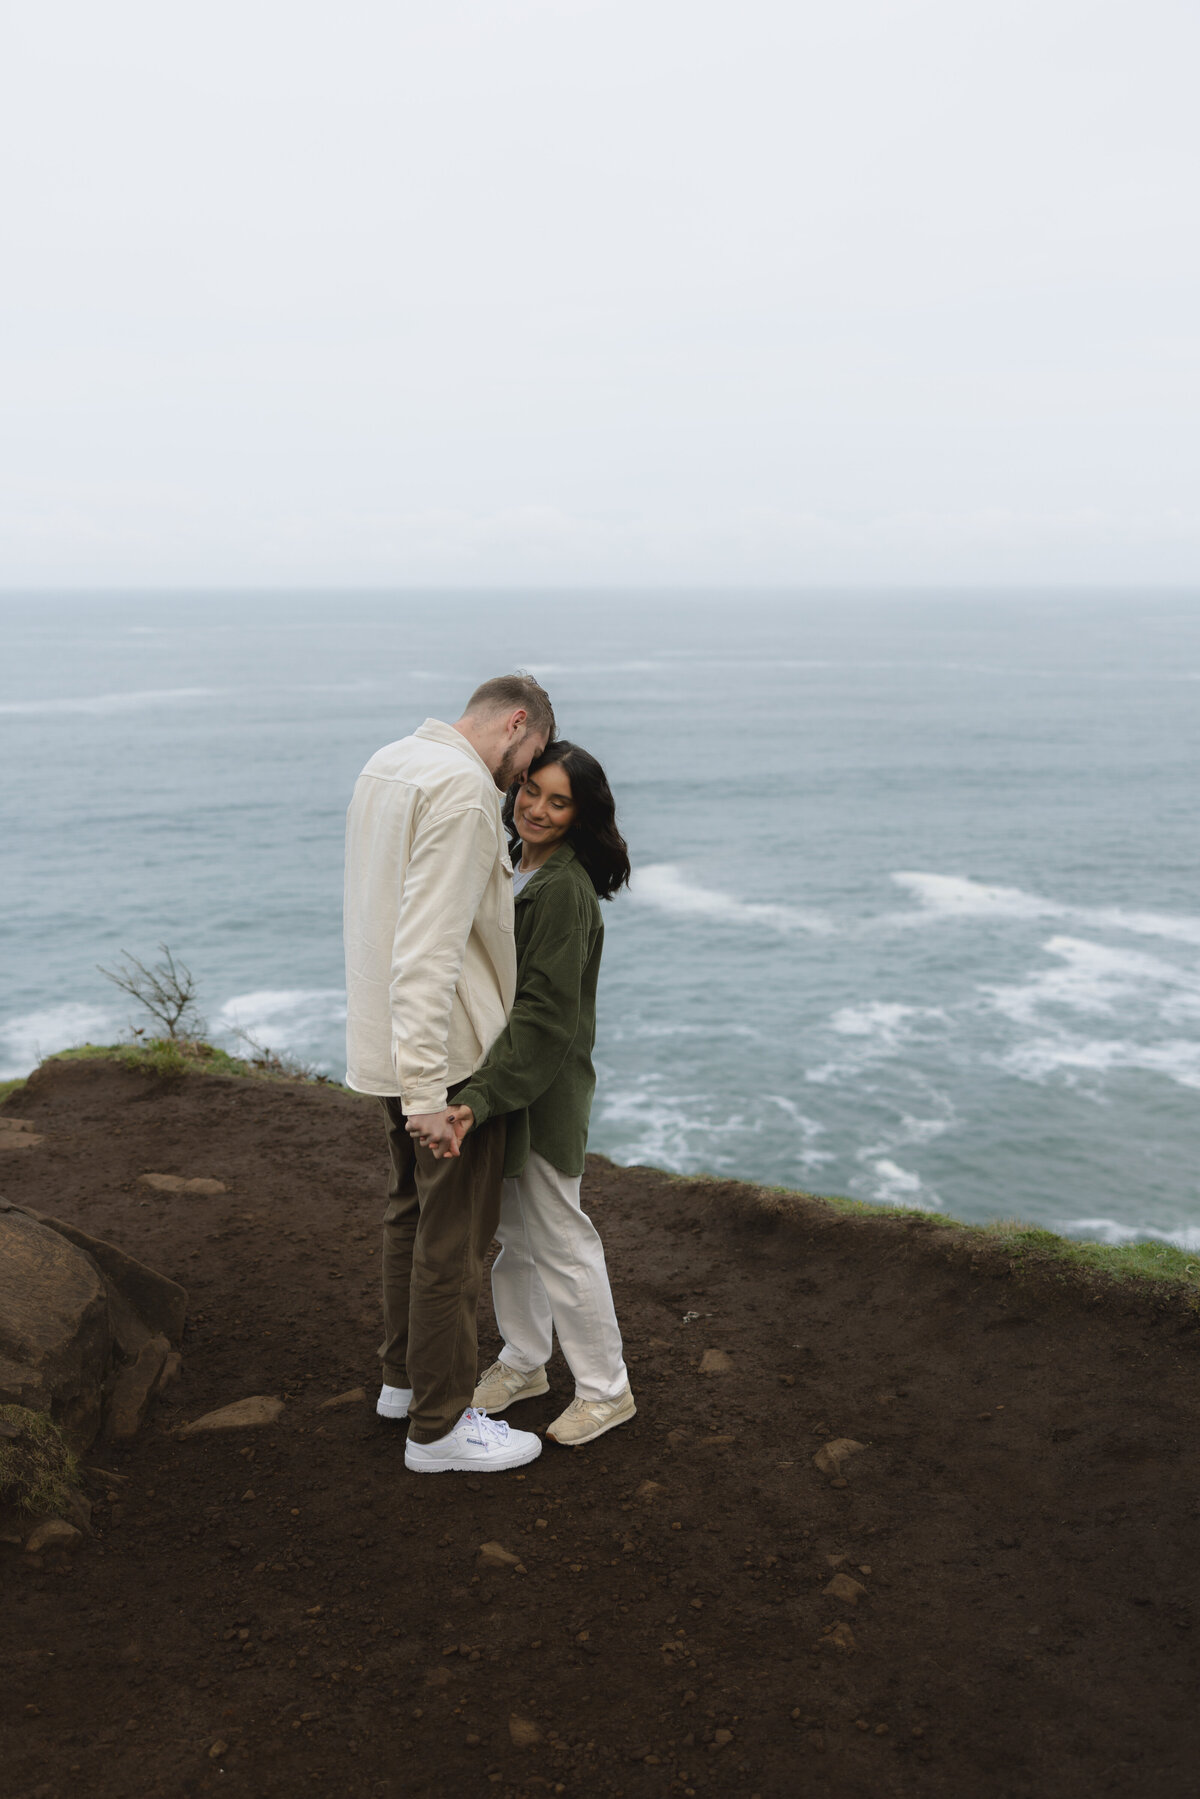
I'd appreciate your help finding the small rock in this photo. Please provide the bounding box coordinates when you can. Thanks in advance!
[636,1480,665,1500]
[476,1541,522,1570]
[425,1665,453,1687]
[821,1621,857,1652]
[208,1740,228,1760]
[824,1572,867,1605]
[813,1438,866,1477]
[138,1173,227,1195]
[177,1395,284,1436]
[24,1518,83,1555]
[319,1387,366,1411]
[698,1349,732,1374]
[711,1728,733,1749]
[508,1715,542,1748]
[666,1429,689,1450]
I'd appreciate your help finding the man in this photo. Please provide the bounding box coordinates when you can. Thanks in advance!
[344,675,554,1473]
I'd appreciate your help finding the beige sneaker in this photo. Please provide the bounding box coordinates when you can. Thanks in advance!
[546,1383,636,1447]
[472,1359,549,1413]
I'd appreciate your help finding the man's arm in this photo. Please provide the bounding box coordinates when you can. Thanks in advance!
[390,803,502,1118]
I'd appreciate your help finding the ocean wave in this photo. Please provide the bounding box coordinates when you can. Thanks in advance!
[806,1002,951,1083]
[0,1002,118,1079]
[0,687,233,717]
[1059,1218,1200,1253]
[605,1021,763,1043]
[214,988,345,1057]
[892,872,1200,948]
[983,935,1200,1028]
[855,1156,938,1208]
[630,864,833,935]
[1001,1033,1200,1092]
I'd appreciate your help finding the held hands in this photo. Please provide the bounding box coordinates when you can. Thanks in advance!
[406,1104,475,1160]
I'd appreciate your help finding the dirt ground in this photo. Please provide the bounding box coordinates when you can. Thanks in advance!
[1,1056,1198,1799]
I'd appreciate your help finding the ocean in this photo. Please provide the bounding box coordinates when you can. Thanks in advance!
[3,590,1198,1248]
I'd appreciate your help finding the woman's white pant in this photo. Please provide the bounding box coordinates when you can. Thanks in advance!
[491,1149,629,1404]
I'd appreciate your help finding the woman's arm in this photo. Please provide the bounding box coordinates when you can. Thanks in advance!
[452,883,596,1130]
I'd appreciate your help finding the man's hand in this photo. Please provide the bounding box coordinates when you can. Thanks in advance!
[405,1109,463,1159]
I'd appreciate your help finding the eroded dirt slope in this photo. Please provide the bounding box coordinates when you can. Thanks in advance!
[2,1058,1198,1799]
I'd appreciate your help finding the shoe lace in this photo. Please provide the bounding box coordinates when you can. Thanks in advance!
[463,1407,510,1448]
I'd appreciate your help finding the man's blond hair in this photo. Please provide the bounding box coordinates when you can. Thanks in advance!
[463,674,555,740]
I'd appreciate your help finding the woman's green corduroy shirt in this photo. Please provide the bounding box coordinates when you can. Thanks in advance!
[454,842,603,1178]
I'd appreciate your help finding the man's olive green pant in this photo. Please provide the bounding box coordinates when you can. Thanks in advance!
[378,1096,506,1445]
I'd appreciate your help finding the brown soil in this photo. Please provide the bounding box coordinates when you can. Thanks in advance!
[2,1057,1199,1799]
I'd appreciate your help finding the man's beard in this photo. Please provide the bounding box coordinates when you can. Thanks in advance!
[493,743,525,792]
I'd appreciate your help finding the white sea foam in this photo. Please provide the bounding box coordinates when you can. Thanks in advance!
[215,988,345,1058]
[606,1021,764,1042]
[892,871,1200,948]
[0,687,232,716]
[1059,1219,1200,1253]
[983,935,1200,1029]
[630,864,832,935]
[597,1080,834,1178]
[0,1002,118,1078]
[852,1155,940,1209]
[1002,1033,1200,1091]
[806,1002,950,1083]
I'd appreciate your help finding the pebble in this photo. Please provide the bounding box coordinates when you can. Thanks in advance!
[24,1519,83,1556]
[813,1438,866,1477]
[698,1349,732,1374]
[509,1715,542,1748]
[823,1572,867,1605]
[319,1388,366,1411]
[177,1395,285,1436]
[476,1541,523,1571]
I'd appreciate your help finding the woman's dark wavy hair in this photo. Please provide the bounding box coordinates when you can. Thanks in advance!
[504,741,631,901]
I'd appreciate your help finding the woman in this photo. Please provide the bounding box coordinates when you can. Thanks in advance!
[443,741,634,1448]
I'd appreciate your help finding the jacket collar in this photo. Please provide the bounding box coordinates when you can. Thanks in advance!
[514,839,579,900]
[414,718,497,788]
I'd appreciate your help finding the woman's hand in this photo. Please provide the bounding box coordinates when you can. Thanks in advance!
[406,1104,475,1159]
[446,1104,474,1146]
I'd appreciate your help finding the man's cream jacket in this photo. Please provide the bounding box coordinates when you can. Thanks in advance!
[343,719,516,1110]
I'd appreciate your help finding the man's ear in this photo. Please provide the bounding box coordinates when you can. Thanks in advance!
[508,707,528,738]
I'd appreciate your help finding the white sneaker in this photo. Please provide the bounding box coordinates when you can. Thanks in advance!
[472,1359,549,1412]
[404,1407,543,1474]
[376,1383,412,1420]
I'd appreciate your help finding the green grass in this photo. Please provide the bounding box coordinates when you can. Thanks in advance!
[0,1406,79,1515]
[663,1168,1200,1299]
[39,1038,348,1089]
[0,1076,28,1104]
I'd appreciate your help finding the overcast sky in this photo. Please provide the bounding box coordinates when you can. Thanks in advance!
[3,1,1198,587]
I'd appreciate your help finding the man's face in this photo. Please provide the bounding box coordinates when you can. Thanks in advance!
[494,726,548,793]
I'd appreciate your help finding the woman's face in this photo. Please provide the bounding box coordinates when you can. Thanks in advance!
[513,761,577,853]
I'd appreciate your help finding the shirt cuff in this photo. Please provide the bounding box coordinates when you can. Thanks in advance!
[400,1088,449,1117]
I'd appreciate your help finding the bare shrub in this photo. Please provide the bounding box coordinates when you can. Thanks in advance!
[97,945,205,1041]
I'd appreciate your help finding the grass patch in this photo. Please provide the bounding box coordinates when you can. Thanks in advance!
[982,1220,1200,1291]
[41,1038,346,1089]
[0,1077,28,1105]
[657,1167,1200,1298]
[0,1407,79,1516]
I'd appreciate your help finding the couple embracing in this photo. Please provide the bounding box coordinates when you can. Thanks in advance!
[343,675,633,1476]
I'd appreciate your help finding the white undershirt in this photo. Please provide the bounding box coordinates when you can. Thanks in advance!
[511,858,537,897]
